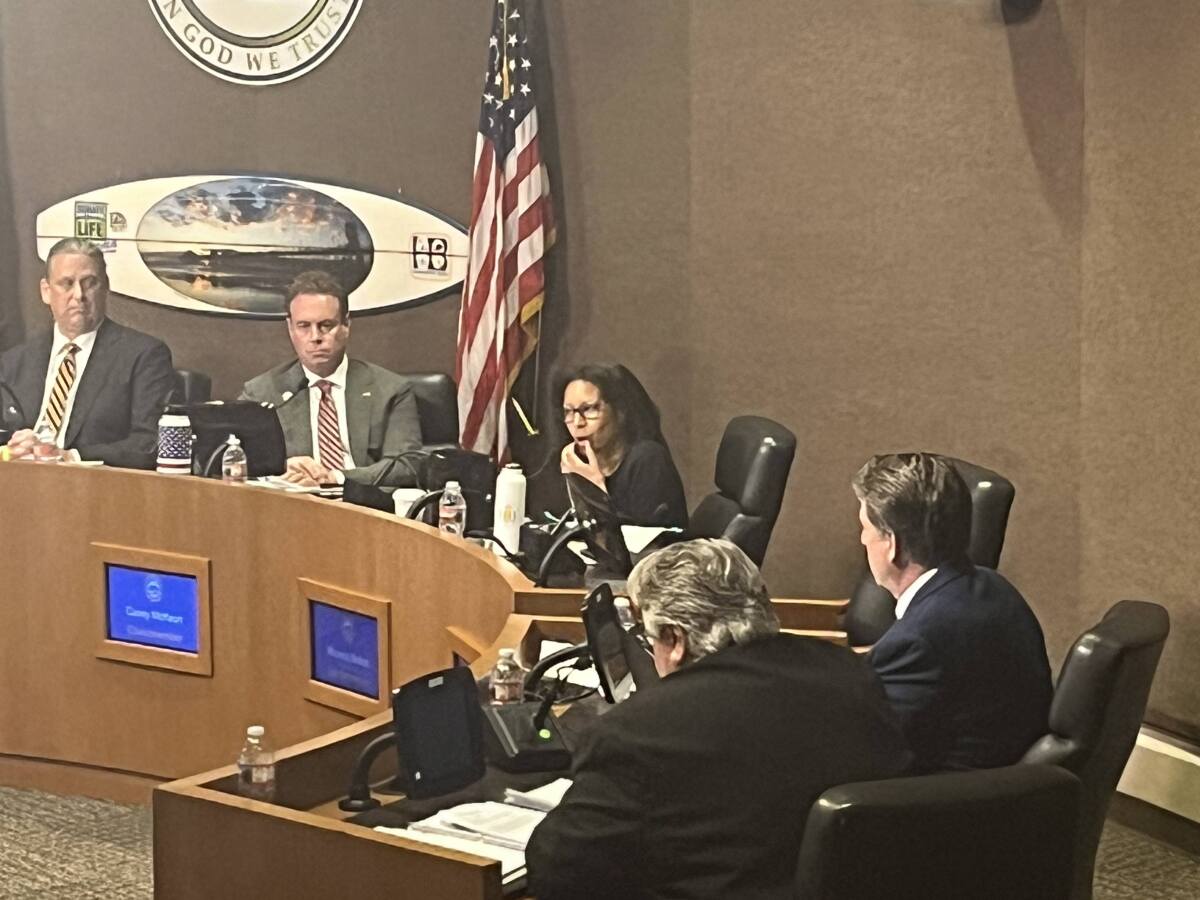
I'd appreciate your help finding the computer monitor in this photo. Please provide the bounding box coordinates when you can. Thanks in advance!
[582,583,659,704]
[309,600,381,699]
[105,564,200,653]
[186,400,287,477]
[564,472,633,576]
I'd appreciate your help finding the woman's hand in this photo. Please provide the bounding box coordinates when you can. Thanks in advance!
[560,440,607,491]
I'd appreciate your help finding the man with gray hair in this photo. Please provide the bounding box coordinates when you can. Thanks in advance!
[527,539,909,900]
[0,238,174,467]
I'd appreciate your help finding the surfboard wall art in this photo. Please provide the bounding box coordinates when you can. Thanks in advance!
[36,175,467,318]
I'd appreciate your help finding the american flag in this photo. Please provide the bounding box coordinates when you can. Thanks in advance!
[456,0,554,460]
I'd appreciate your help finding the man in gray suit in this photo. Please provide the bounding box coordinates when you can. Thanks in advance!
[240,270,421,487]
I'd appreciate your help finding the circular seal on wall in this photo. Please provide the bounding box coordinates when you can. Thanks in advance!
[148,0,362,85]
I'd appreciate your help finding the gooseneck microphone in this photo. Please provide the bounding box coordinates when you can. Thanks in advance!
[271,378,313,411]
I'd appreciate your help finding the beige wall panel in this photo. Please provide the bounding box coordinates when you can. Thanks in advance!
[535,1,694,457]
[1081,0,1200,738]
[688,1,1085,671]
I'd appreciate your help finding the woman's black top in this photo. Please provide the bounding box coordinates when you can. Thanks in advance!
[605,439,688,528]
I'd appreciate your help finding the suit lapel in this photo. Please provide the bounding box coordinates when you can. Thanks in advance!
[64,320,116,447]
[12,331,54,427]
[274,361,312,457]
[345,359,373,466]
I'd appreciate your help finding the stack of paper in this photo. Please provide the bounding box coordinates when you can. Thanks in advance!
[504,778,573,812]
[375,824,527,885]
[376,799,565,889]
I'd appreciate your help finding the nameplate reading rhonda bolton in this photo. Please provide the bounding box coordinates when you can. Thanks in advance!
[148,0,362,86]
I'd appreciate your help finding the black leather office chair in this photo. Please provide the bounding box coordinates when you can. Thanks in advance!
[171,368,212,405]
[1021,600,1170,900]
[687,416,796,567]
[844,456,1015,646]
[400,372,459,451]
[795,764,1080,900]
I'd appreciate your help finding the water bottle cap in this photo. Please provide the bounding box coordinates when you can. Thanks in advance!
[504,463,522,472]
[247,725,264,738]
[614,597,631,608]
[498,648,516,659]
[227,433,241,446]
[445,480,461,490]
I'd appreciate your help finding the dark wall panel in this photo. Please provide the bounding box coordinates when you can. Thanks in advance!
[0,1,482,399]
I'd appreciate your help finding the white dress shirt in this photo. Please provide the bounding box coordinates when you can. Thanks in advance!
[895,567,939,620]
[302,355,355,473]
[37,323,99,449]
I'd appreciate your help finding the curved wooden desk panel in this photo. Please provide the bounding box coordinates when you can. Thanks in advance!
[0,462,532,799]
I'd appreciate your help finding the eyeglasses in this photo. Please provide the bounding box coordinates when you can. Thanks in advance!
[628,619,652,655]
[562,402,603,422]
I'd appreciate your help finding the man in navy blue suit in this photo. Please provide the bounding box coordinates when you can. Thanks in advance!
[855,452,1052,773]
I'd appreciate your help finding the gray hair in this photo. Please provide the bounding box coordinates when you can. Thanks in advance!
[44,237,107,282]
[628,538,779,664]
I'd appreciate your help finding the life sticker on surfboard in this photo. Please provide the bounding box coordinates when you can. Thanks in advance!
[36,175,467,318]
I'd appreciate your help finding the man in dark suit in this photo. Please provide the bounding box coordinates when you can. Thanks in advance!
[526,539,910,900]
[1,238,174,468]
[855,452,1053,773]
[239,270,421,488]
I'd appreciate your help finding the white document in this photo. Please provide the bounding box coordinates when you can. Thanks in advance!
[504,778,573,812]
[431,801,547,849]
[538,641,600,689]
[375,825,526,880]
[621,525,681,554]
[251,476,322,493]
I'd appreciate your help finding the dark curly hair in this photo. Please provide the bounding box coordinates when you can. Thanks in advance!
[555,363,673,458]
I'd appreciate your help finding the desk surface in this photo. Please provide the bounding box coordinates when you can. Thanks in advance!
[0,461,574,802]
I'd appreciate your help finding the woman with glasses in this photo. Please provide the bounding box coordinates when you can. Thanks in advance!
[557,363,688,528]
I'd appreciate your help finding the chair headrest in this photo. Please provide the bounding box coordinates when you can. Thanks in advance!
[400,372,458,446]
[1027,600,1169,767]
[713,416,797,518]
[944,456,1015,569]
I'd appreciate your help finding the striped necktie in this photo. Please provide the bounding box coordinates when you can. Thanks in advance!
[315,380,346,469]
[44,343,80,435]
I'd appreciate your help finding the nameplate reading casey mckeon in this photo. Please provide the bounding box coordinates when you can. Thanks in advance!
[107,567,200,653]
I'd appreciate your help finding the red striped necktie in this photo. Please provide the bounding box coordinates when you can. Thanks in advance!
[315,380,346,469]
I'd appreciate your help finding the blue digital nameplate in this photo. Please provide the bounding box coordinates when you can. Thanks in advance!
[106,565,200,653]
[310,600,380,699]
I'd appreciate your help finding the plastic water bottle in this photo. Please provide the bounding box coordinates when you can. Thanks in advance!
[490,648,525,705]
[32,423,62,463]
[156,412,193,475]
[614,597,637,631]
[237,725,276,801]
[221,434,247,483]
[439,480,467,536]
[492,463,526,557]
